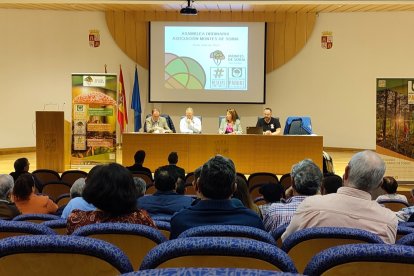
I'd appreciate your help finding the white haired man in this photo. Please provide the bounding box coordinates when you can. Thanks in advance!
[0,174,20,219]
[282,150,397,244]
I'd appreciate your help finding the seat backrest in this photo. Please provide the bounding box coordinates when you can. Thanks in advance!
[248,173,279,200]
[12,214,62,224]
[184,172,195,185]
[177,225,276,245]
[248,173,279,187]
[154,220,171,240]
[0,235,133,274]
[132,171,153,185]
[219,115,226,127]
[378,199,409,212]
[128,267,289,275]
[72,223,166,270]
[32,169,61,187]
[279,173,292,191]
[283,116,312,135]
[146,184,157,195]
[281,227,384,273]
[55,193,71,207]
[60,170,87,186]
[303,243,414,276]
[270,224,288,248]
[40,181,71,202]
[140,237,297,272]
[0,220,56,239]
[397,226,414,241]
[42,219,68,235]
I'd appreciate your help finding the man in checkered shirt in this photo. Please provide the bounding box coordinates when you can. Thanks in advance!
[263,159,322,232]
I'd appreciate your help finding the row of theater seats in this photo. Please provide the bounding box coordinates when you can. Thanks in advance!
[1,216,414,274]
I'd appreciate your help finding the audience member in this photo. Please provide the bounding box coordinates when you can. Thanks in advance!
[165,152,185,183]
[9,158,29,182]
[137,165,193,217]
[12,173,58,214]
[0,174,20,219]
[145,108,172,133]
[256,107,281,135]
[376,176,408,203]
[126,150,152,175]
[258,183,285,217]
[282,150,398,244]
[67,163,156,234]
[61,177,95,219]
[134,177,147,198]
[170,155,264,239]
[264,159,322,231]
[321,173,343,195]
[233,175,261,218]
[219,108,243,134]
[180,107,202,133]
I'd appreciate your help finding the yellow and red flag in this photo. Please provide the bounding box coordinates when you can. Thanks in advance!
[117,65,128,133]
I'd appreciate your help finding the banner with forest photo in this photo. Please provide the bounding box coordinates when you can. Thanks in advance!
[71,74,117,167]
[376,78,414,181]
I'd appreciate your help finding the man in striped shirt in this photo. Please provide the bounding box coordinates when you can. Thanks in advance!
[263,159,322,232]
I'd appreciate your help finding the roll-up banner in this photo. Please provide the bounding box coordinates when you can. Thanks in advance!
[71,73,117,167]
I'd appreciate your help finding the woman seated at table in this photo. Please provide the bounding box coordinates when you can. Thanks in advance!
[12,173,58,214]
[219,108,243,135]
[66,163,156,234]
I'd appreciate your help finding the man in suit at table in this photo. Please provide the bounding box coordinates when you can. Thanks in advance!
[256,107,281,135]
[145,108,172,133]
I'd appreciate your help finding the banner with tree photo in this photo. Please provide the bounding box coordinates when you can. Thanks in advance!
[377,78,414,181]
[71,74,117,167]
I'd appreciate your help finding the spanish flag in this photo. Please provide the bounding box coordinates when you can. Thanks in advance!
[117,65,128,133]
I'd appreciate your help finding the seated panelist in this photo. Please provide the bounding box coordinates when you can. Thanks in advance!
[256,107,281,135]
[145,108,172,133]
[219,108,243,135]
[180,107,201,134]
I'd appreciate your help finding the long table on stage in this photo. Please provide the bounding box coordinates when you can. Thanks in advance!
[122,133,323,175]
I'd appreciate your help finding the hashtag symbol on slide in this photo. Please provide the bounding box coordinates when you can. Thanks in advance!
[214,68,224,78]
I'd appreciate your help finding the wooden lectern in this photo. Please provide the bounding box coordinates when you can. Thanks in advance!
[36,111,71,172]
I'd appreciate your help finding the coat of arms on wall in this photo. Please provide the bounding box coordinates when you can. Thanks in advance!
[89,29,100,48]
[321,31,333,49]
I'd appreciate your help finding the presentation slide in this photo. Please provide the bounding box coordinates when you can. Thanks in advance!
[150,22,266,103]
[166,26,248,90]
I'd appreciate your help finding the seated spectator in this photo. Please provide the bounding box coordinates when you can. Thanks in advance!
[61,177,96,219]
[12,173,58,214]
[165,152,185,183]
[9,158,29,182]
[282,150,398,244]
[264,159,322,231]
[126,150,152,175]
[376,176,408,204]
[0,174,20,219]
[134,177,147,198]
[233,175,261,218]
[170,155,264,239]
[137,166,193,217]
[67,163,156,234]
[175,179,186,195]
[321,173,343,195]
[258,183,284,217]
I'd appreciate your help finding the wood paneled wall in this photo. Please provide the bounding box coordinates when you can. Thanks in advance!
[105,11,316,73]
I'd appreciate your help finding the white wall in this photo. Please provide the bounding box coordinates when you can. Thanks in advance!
[2,10,414,149]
